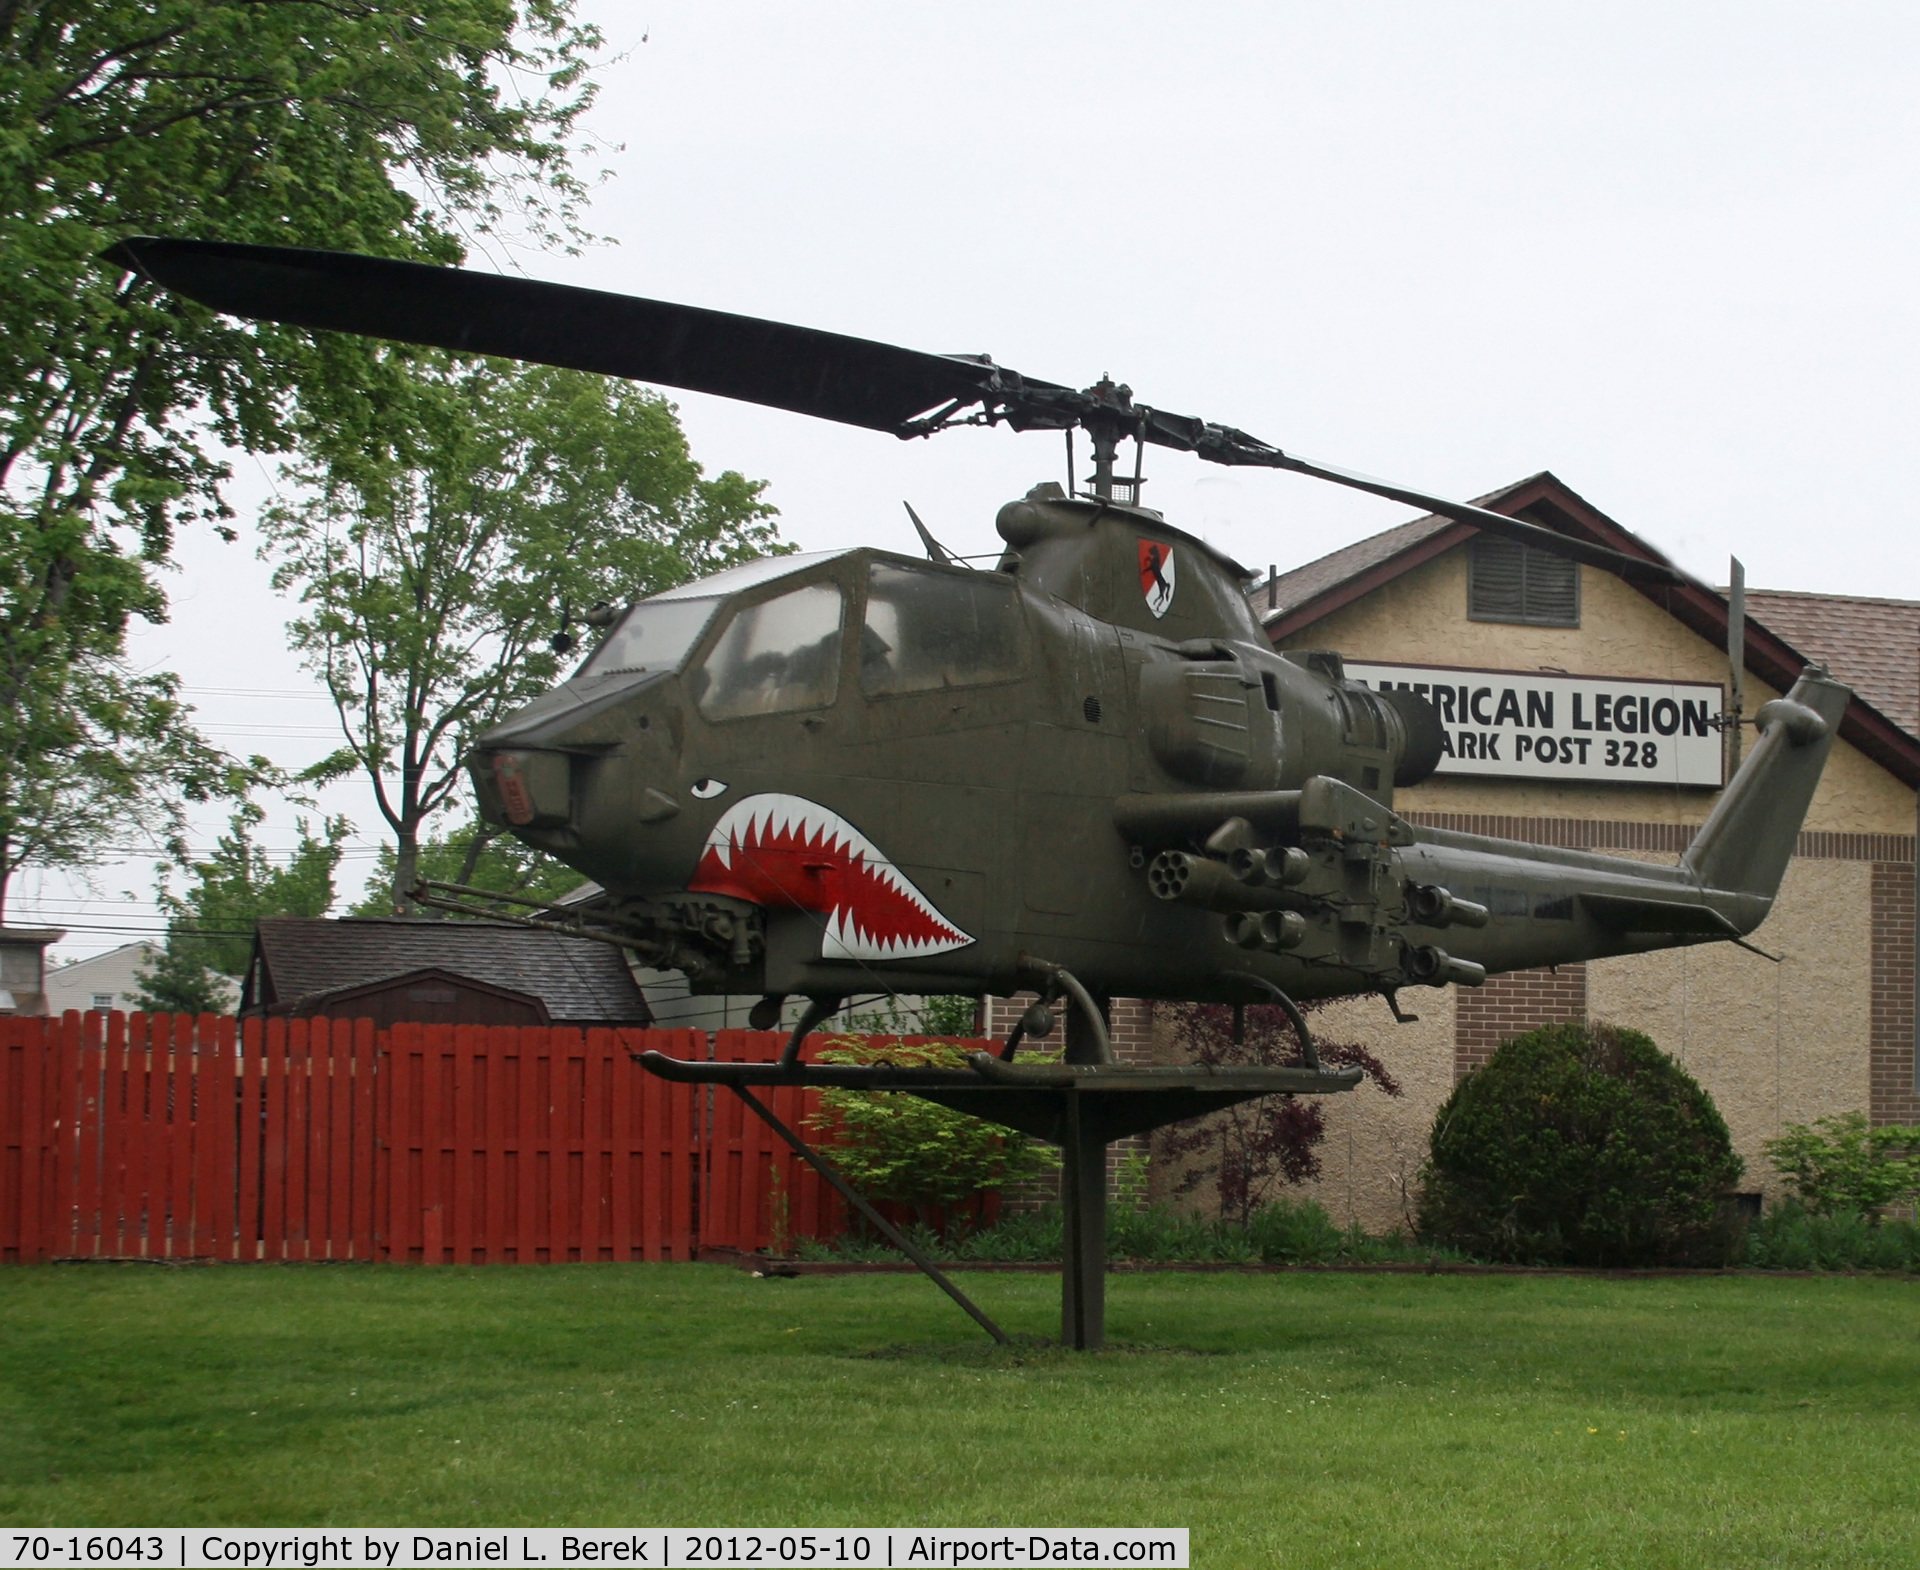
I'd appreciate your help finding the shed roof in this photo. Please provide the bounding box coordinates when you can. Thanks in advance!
[249,917,650,1023]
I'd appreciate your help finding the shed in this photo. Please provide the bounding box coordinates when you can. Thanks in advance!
[240,917,652,1029]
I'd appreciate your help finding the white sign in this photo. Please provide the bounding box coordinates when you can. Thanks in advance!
[1343,661,1724,787]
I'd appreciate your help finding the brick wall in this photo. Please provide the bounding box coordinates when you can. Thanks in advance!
[1453,964,1587,1079]
[1870,860,1918,1126]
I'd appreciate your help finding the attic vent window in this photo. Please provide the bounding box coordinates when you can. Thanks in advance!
[1468,537,1580,628]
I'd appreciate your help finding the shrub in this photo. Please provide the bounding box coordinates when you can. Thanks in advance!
[1745,1202,1920,1271]
[1159,1002,1402,1224]
[805,1037,1057,1226]
[1418,1021,1743,1266]
[1762,1112,1920,1218]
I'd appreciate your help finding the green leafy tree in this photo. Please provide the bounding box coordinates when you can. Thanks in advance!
[0,0,602,916]
[265,357,781,913]
[133,804,347,1013]
[1418,1021,1744,1266]
[807,1039,1058,1225]
[1763,1112,1920,1219]
[349,816,586,917]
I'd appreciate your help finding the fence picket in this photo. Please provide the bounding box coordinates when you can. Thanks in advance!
[546,1029,570,1263]
[239,1020,264,1262]
[262,1019,288,1261]
[350,1020,375,1262]
[451,1027,478,1266]
[75,1014,105,1259]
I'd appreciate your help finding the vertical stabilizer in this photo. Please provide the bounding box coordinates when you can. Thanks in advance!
[1682,665,1850,905]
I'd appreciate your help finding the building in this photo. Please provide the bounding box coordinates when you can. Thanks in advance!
[240,917,654,1029]
[39,941,243,1016]
[1236,471,1918,1230]
[0,928,63,1016]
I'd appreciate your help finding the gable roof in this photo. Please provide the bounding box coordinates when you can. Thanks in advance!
[246,917,651,1023]
[1251,471,1920,789]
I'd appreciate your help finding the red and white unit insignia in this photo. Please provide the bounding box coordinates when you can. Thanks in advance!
[1139,539,1176,619]
[688,792,974,961]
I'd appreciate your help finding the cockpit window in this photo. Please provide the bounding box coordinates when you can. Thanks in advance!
[691,581,845,719]
[580,597,720,677]
[860,561,1025,697]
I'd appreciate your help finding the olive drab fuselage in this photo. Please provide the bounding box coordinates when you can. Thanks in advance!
[471,484,1851,1012]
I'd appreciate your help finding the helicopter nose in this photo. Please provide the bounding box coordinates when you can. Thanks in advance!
[473,748,572,829]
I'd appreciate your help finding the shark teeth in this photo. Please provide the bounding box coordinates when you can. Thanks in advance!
[694,792,973,962]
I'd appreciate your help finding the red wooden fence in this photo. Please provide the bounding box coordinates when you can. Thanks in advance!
[701,1030,845,1252]
[0,1013,894,1264]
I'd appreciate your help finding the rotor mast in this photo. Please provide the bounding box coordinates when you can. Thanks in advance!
[1079,375,1144,506]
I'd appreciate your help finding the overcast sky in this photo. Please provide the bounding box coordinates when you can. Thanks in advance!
[31,0,1920,960]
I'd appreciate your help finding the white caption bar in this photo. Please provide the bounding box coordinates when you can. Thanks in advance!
[1,1531,1188,1570]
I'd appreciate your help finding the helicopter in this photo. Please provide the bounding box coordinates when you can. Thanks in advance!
[106,238,1849,1345]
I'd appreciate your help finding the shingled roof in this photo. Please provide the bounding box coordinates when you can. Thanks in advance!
[245,917,650,1024]
[1742,591,1919,736]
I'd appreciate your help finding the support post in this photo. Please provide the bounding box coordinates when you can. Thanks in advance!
[727,1086,1009,1345]
[1060,1091,1107,1350]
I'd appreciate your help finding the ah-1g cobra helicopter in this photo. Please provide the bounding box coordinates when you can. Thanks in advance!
[108,238,1849,1345]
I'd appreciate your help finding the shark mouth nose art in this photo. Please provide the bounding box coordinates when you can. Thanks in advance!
[687,792,973,961]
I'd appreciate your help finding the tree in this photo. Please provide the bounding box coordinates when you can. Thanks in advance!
[1418,1021,1744,1266]
[133,803,347,1013]
[348,816,586,917]
[264,357,782,912]
[0,0,602,916]
[1159,1002,1402,1226]
[0,654,262,922]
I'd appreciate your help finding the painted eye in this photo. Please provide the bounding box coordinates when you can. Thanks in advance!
[690,778,728,799]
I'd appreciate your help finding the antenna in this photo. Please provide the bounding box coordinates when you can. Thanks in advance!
[903,501,955,565]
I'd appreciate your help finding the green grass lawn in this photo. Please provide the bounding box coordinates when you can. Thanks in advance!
[1,1263,1916,1567]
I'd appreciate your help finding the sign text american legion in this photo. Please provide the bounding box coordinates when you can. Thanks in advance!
[1344,662,1725,787]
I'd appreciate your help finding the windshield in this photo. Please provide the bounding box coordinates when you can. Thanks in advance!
[691,581,845,719]
[579,597,721,677]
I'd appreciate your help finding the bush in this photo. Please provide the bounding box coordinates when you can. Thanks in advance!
[1158,1002,1402,1225]
[1745,1202,1920,1271]
[1762,1112,1920,1218]
[1418,1021,1744,1267]
[805,1037,1057,1226]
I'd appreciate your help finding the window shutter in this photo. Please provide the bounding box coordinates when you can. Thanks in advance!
[1469,537,1579,627]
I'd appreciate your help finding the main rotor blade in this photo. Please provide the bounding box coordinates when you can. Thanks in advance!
[1265,451,1694,588]
[1137,407,1692,587]
[105,237,1698,590]
[102,237,1010,433]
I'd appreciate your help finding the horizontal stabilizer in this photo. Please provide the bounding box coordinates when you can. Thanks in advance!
[1580,893,1739,936]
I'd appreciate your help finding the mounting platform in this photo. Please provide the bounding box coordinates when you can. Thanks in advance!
[636,1050,1361,1349]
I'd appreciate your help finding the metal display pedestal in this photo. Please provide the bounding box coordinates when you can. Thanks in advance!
[638,1049,1360,1350]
